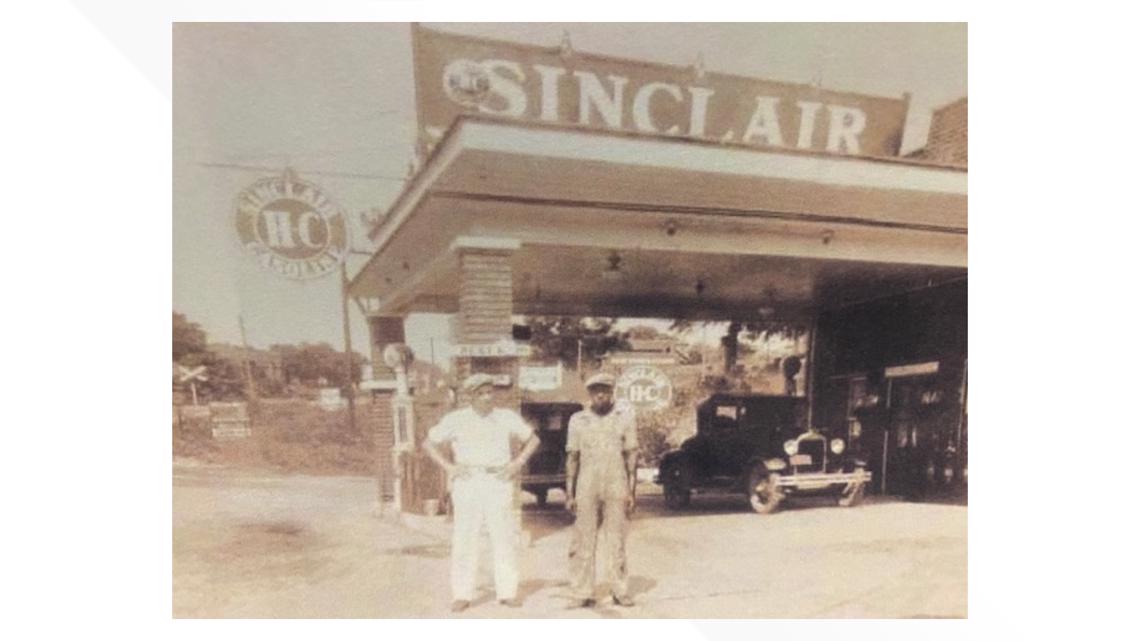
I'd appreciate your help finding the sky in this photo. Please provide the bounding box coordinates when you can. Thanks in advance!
[172,22,966,369]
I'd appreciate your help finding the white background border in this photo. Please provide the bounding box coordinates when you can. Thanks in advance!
[8,1,1137,640]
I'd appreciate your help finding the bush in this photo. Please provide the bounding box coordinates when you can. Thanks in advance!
[635,403,697,467]
[629,383,707,467]
[172,398,376,475]
[636,414,671,467]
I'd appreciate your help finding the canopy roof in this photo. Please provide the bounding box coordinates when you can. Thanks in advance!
[349,116,966,321]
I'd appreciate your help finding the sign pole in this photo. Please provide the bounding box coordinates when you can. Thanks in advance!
[238,315,258,402]
[190,381,198,406]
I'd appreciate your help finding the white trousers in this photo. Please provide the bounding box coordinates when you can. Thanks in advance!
[450,474,518,601]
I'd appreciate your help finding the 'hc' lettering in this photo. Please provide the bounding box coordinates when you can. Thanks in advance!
[628,385,662,402]
[261,209,325,249]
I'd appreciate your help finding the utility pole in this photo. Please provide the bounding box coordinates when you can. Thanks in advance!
[238,315,258,402]
[341,261,357,435]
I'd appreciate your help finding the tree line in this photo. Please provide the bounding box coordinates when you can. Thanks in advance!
[174,311,805,403]
[173,311,366,402]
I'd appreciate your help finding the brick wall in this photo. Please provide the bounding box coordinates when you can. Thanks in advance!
[914,97,967,165]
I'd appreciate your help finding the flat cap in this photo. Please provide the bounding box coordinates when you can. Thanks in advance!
[584,373,616,389]
[462,373,496,392]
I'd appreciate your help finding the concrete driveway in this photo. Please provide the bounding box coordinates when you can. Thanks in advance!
[173,461,966,618]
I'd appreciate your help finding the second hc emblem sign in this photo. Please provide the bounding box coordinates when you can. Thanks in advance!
[235,169,349,280]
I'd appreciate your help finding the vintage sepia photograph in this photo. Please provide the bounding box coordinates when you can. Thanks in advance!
[172,22,967,619]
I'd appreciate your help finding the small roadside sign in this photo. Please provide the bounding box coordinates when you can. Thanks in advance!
[519,364,562,391]
[452,340,532,358]
[319,387,346,411]
[209,402,252,440]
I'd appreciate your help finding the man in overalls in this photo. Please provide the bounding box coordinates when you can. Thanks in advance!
[424,373,540,613]
[565,373,639,608]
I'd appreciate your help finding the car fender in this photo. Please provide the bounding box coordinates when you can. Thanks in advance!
[743,457,786,472]
[660,450,687,468]
[739,458,784,490]
[656,451,690,483]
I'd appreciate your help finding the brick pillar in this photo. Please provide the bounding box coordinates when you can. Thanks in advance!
[453,242,522,410]
[457,249,513,343]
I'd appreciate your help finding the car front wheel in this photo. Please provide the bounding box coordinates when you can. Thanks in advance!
[749,465,783,514]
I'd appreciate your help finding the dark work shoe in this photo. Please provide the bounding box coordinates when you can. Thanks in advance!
[568,598,596,609]
[451,600,471,612]
[612,594,634,607]
[499,597,523,608]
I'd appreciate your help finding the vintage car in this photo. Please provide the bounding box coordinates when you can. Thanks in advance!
[519,402,582,507]
[656,393,871,514]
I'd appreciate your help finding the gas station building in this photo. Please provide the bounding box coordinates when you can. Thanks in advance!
[347,27,967,509]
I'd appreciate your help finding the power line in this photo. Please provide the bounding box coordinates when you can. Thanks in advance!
[197,161,407,183]
[176,137,418,158]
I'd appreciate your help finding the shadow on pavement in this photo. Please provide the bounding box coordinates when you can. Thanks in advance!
[519,577,568,600]
[518,483,957,535]
[379,543,450,559]
[521,504,575,545]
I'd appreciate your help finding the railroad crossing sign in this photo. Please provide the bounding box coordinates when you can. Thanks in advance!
[176,365,208,405]
[177,365,208,383]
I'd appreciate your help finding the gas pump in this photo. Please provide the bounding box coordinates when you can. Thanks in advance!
[384,344,416,514]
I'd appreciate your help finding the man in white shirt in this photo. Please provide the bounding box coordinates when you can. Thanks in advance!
[424,373,540,613]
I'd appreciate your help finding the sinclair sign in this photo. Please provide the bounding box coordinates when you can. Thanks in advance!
[615,365,674,412]
[234,169,349,280]
[412,26,907,157]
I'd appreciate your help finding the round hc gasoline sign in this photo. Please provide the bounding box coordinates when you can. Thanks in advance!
[615,365,673,412]
[235,170,349,280]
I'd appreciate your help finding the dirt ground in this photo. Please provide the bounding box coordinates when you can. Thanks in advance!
[173,459,966,618]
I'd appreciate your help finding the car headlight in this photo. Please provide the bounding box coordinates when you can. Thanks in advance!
[830,438,846,455]
[783,440,798,456]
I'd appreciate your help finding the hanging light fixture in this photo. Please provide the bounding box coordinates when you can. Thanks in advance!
[757,287,777,318]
